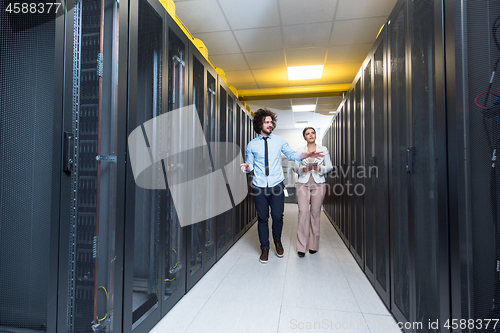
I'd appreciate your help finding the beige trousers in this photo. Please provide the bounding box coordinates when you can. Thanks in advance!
[296,176,326,253]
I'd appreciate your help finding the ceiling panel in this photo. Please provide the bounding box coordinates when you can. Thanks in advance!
[330,17,387,45]
[252,68,289,82]
[336,0,398,20]
[193,31,240,55]
[218,0,280,30]
[278,0,338,25]
[224,70,255,84]
[326,43,373,63]
[245,50,286,70]
[282,22,333,49]
[288,78,322,86]
[208,53,248,71]
[173,0,230,33]
[316,104,339,112]
[257,80,291,89]
[291,97,318,105]
[317,96,343,105]
[265,99,292,109]
[321,63,361,84]
[285,47,327,67]
[234,27,283,52]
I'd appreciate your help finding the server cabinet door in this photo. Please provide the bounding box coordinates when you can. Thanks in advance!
[363,56,375,282]
[408,0,448,328]
[216,82,234,259]
[352,76,364,266]
[205,71,217,267]
[0,3,62,332]
[388,1,412,327]
[226,94,236,242]
[186,52,206,290]
[372,32,390,307]
[163,16,188,315]
[124,0,165,331]
[63,0,123,332]
[234,103,245,240]
[340,105,348,242]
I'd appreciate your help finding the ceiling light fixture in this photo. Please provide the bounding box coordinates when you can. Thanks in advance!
[287,65,324,80]
[292,104,316,112]
[294,121,312,128]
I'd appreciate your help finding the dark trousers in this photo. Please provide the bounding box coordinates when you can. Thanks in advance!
[253,181,285,250]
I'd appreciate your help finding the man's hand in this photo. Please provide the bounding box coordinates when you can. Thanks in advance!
[300,151,324,160]
[240,163,250,172]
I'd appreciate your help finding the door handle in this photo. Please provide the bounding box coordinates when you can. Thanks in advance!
[406,147,413,174]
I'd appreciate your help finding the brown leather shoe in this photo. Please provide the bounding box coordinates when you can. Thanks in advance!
[259,249,269,263]
[274,238,284,258]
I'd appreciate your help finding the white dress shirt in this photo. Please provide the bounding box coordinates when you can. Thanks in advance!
[292,145,333,184]
[245,134,302,187]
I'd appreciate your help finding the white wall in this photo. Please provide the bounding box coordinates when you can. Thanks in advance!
[273,128,324,151]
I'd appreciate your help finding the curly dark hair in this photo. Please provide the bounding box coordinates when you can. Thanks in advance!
[252,108,277,134]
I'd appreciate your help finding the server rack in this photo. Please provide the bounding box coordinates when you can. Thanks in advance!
[323,0,450,331]
[370,28,390,307]
[0,1,65,331]
[215,78,233,259]
[124,0,166,331]
[186,44,218,291]
[447,0,500,330]
[233,101,246,241]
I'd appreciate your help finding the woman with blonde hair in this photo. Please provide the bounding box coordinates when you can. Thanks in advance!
[293,127,333,257]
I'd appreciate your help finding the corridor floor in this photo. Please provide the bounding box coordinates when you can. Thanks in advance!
[150,204,401,333]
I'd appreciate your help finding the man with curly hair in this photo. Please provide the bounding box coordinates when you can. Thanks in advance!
[240,108,324,263]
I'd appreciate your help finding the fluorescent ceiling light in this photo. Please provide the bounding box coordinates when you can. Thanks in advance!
[287,65,324,80]
[329,111,338,114]
[294,122,312,128]
[292,104,316,112]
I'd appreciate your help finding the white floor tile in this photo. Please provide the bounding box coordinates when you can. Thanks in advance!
[149,205,398,333]
[186,298,281,333]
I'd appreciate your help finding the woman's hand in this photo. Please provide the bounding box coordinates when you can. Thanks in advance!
[302,165,321,172]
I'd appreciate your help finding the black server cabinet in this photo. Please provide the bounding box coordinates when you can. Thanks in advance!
[363,55,375,284]
[233,102,245,241]
[124,0,165,331]
[124,0,189,330]
[216,79,234,259]
[387,0,450,330]
[206,67,219,267]
[351,73,364,267]
[370,28,390,307]
[341,102,350,243]
[163,7,189,319]
[59,0,126,332]
[448,0,500,329]
[186,46,217,291]
[0,2,64,331]
[387,1,411,326]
